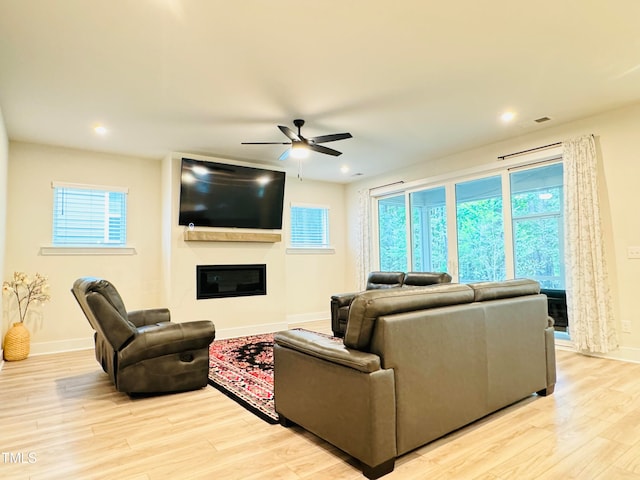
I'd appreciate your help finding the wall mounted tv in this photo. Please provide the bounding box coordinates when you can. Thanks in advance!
[179,158,286,229]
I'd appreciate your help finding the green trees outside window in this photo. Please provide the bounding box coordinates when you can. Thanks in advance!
[376,162,564,287]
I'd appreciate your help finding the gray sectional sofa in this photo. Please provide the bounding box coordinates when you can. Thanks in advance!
[274,279,556,479]
[330,271,452,337]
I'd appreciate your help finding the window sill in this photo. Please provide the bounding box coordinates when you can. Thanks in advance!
[40,246,137,256]
[286,247,335,255]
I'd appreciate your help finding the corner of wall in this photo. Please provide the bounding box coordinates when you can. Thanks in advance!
[0,104,9,356]
[160,153,176,306]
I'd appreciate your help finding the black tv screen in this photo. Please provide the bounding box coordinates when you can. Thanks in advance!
[178,158,286,229]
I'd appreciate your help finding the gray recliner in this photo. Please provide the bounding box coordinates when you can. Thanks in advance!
[71,277,216,394]
[330,271,452,337]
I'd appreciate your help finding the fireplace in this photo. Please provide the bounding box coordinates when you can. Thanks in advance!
[196,264,266,299]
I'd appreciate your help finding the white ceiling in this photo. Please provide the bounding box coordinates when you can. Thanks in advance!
[1,1,640,183]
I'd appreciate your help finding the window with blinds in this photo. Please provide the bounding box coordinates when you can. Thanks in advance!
[52,183,128,246]
[290,204,330,249]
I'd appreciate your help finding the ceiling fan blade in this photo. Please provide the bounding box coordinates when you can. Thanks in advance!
[241,142,291,145]
[278,125,301,142]
[279,149,291,161]
[309,144,342,156]
[309,132,353,144]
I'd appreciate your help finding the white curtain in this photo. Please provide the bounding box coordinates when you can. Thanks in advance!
[563,135,618,353]
[356,188,372,290]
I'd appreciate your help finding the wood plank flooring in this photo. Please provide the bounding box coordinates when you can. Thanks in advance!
[2,322,640,479]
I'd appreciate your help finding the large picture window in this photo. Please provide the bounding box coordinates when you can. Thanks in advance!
[375,160,564,287]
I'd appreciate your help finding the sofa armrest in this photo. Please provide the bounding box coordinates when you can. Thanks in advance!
[274,330,381,373]
[331,292,358,308]
[118,320,215,367]
[128,308,171,327]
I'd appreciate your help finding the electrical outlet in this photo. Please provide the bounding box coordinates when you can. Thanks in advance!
[628,246,640,258]
[622,320,632,333]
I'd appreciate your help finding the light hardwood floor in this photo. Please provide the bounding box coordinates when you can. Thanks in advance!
[2,322,640,479]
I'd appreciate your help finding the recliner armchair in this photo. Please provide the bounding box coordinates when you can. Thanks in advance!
[330,271,452,337]
[71,277,216,394]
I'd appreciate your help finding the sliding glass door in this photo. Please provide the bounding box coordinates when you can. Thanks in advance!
[409,187,447,272]
[455,176,505,282]
[378,194,408,271]
[376,161,564,287]
[510,163,564,288]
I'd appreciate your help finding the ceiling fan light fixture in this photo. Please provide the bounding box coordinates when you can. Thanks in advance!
[290,143,309,159]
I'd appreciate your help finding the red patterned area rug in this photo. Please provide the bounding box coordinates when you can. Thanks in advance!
[208,330,339,424]
[209,332,278,423]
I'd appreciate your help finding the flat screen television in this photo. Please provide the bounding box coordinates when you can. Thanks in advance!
[178,158,286,229]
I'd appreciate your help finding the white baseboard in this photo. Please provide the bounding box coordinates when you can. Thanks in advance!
[285,311,330,324]
[582,345,640,364]
[3,315,330,357]
[215,321,289,340]
[29,337,94,356]
[215,312,330,339]
[555,338,640,364]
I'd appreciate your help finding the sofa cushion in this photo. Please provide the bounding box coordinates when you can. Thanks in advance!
[367,271,405,290]
[468,278,540,302]
[403,271,452,287]
[344,283,475,350]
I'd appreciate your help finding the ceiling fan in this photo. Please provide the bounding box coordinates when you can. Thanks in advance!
[242,119,352,160]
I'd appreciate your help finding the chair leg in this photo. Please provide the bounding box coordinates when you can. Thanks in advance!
[362,458,395,479]
[537,384,555,396]
[278,414,295,427]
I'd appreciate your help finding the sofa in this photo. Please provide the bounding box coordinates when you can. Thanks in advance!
[274,279,556,479]
[330,271,452,337]
[71,277,216,394]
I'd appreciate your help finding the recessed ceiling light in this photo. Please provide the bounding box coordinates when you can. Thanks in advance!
[500,111,516,123]
[93,124,108,135]
[340,165,350,174]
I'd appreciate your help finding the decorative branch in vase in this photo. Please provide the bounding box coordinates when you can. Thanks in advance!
[2,271,51,361]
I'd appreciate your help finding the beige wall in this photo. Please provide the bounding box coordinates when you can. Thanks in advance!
[5,142,163,354]
[346,101,640,360]
[284,178,348,318]
[15,103,640,357]
[3,144,347,353]
[162,154,347,339]
[0,107,8,359]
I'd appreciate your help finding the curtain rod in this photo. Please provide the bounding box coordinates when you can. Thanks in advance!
[497,142,562,161]
[369,180,405,193]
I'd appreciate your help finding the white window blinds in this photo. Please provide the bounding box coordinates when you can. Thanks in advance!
[52,183,128,246]
[290,205,330,248]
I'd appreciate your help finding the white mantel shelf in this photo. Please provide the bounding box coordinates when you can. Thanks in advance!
[183,230,282,243]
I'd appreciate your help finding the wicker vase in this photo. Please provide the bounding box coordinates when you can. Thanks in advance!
[3,322,31,361]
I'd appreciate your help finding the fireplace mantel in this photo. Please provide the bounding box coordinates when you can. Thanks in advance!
[183,230,281,243]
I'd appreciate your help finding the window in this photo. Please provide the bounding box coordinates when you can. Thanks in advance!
[378,194,407,271]
[456,175,505,282]
[374,160,564,287]
[510,163,564,288]
[410,187,447,272]
[289,204,330,249]
[52,182,128,247]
